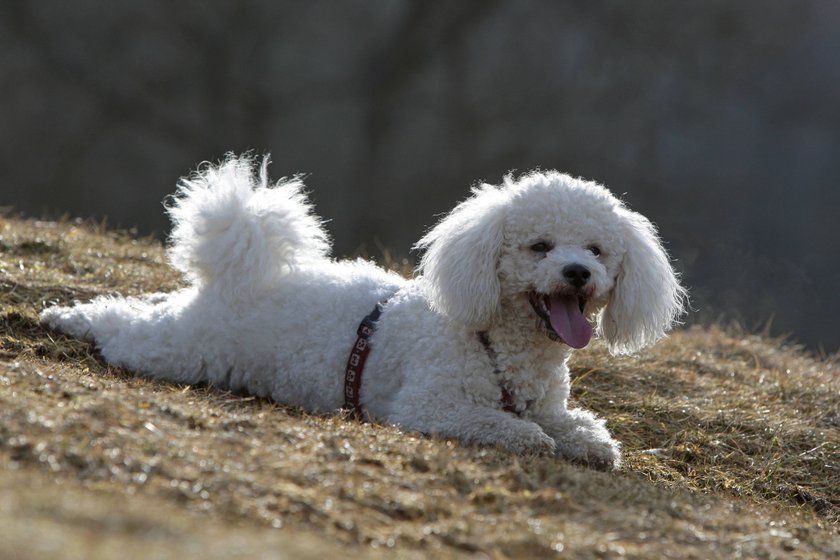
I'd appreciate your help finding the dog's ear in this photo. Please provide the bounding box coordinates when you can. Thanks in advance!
[599,209,687,355]
[415,185,508,327]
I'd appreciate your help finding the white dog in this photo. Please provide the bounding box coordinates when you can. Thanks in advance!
[41,155,685,469]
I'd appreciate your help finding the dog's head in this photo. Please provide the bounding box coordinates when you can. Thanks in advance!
[415,171,686,355]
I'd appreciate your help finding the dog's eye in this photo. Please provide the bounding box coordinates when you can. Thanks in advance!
[530,241,553,253]
[586,245,602,256]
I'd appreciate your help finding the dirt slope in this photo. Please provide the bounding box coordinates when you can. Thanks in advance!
[1,216,838,558]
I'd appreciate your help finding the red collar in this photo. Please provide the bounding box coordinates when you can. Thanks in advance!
[343,301,386,416]
[477,331,520,415]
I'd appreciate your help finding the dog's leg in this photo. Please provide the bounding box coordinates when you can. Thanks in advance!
[391,404,557,455]
[41,296,150,344]
[40,292,206,385]
[532,409,621,470]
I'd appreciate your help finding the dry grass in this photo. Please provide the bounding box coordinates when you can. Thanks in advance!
[1,215,839,559]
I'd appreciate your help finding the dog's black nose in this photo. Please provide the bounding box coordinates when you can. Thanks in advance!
[563,264,591,288]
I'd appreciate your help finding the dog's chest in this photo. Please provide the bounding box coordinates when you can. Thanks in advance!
[485,339,568,408]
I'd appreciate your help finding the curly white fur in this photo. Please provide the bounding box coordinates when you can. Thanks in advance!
[41,155,686,470]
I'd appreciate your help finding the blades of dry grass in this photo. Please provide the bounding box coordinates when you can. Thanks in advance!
[2,215,839,559]
[570,327,840,523]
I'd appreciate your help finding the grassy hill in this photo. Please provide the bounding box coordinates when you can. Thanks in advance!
[1,215,838,559]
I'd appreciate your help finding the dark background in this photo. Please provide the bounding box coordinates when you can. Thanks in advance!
[2,1,838,353]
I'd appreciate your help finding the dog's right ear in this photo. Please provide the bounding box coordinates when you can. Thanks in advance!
[414,185,509,327]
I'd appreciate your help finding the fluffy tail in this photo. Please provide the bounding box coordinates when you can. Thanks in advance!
[166,154,330,297]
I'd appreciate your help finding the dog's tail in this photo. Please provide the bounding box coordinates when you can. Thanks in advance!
[166,154,330,297]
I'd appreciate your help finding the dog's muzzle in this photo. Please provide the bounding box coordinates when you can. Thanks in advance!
[528,289,593,348]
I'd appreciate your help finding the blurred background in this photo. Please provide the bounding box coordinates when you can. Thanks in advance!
[2,1,838,353]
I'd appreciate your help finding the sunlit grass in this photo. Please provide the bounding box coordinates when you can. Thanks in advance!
[1,215,838,559]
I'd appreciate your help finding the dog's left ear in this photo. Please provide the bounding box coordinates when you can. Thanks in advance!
[599,209,687,355]
[414,185,509,327]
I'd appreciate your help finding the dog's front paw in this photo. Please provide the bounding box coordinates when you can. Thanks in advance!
[494,423,557,456]
[569,433,621,471]
[539,409,622,470]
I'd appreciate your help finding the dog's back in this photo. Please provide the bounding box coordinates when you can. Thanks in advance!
[41,155,404,410]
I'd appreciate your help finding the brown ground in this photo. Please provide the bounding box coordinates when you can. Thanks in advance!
[1,215,838,559]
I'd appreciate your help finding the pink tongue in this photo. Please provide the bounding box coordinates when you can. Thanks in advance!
[548,295,593,349]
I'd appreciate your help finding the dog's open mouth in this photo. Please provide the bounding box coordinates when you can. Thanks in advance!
[528,291,593,348]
